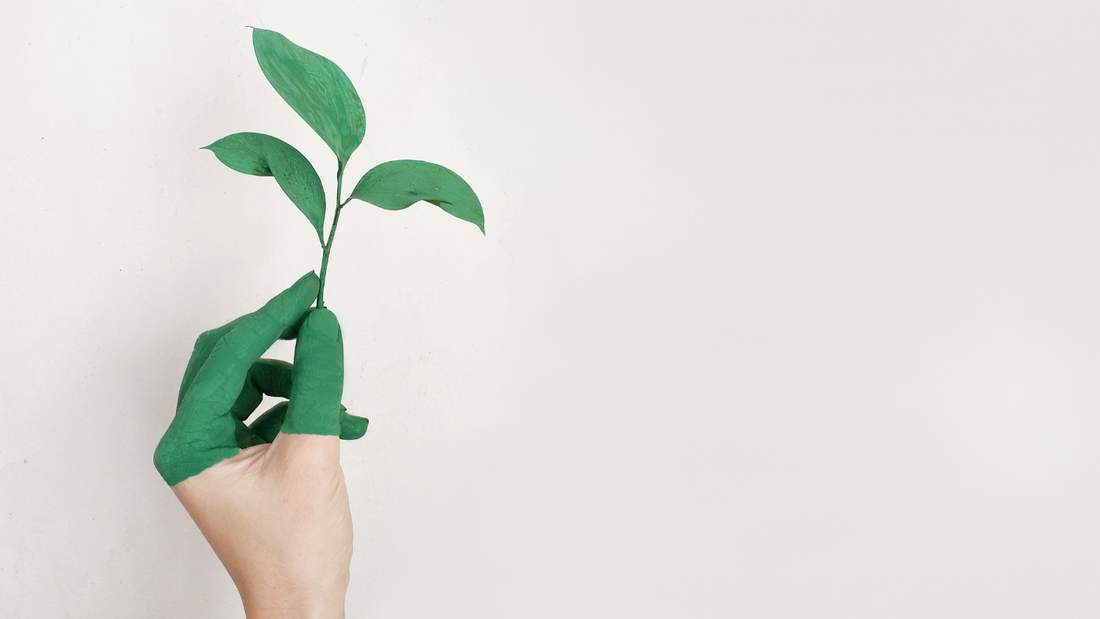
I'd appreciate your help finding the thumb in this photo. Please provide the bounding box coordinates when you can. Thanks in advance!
[281,308,344,436]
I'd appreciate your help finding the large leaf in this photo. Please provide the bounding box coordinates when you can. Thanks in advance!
[252,28,365,170]
[348,160,484,233]
[203,132,326,243]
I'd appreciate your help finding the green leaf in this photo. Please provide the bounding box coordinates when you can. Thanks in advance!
[252,28,365,170]
[203,132,327,243]
[348,160,484,233]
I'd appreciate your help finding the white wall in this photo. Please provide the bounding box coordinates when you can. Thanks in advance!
[2,0,1099,616]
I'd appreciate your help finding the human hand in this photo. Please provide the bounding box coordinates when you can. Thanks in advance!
[154,272,366,619]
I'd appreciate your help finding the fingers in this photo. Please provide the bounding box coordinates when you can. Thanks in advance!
[179,272,318,416]
[223,359,292,449]
[154,272,319,486]
[249,403,368,443]
[177,316,246,408]
[206,272,321,380]
[229,357,366,446]
[176,273,318,408]
[280,308,344,436]
[277,312,310,341]
[227,359,293,421]
[248,401,290,444]
[339,409,369,440]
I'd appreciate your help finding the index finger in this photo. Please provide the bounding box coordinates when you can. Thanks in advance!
[156,272,320,486]
[177,272,319,415]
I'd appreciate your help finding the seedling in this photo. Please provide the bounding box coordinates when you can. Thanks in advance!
[204,28,483,307]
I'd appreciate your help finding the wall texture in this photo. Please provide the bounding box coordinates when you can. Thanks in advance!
[2,0,1099,616]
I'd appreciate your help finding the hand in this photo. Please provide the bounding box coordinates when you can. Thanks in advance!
[154,272,367,619]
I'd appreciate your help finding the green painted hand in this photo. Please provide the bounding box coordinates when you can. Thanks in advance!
[153,272,367,486]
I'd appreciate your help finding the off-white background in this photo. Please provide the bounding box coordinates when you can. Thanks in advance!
[1,0,1098,616]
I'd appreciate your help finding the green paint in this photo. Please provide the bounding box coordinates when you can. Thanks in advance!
[349,160,485,234]
[203,132,327,243]
[158,29,482,485]
[203,28,485,307]
[282,308,344,435]
[153,273,367,486]
[252,28,365,171]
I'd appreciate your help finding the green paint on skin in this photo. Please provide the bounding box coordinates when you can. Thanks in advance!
[158,29,486,486]
[283,308,344,435]
[153,272,367,486]
[249,403,367,444]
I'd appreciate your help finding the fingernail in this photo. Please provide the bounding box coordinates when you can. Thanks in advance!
[307,308,340,340]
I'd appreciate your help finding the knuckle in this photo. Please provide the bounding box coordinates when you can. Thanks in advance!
[194,328,221,350]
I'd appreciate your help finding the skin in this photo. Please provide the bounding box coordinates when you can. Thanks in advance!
[154,272,365,618]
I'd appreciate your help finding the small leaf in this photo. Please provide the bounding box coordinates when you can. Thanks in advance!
[252,28,365,170]
[203,132,326,243]
[348,160,484,233]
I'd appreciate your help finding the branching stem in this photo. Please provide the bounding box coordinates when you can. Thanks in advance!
[316,162,347,308]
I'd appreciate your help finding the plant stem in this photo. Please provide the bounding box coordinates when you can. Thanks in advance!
[316,163,346,308]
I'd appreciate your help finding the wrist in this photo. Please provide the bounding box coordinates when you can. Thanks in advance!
[243,599,345,619]
[240,584,345,619]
